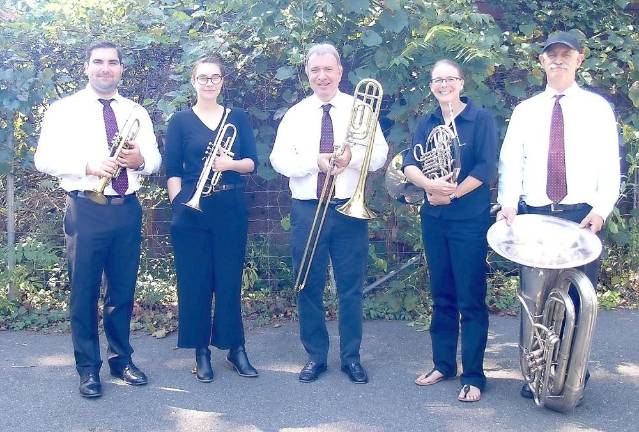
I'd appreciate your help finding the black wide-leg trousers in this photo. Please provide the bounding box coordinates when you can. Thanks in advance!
[170,189,247,350]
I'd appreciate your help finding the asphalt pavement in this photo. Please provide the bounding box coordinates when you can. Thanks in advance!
[1,310,638,432]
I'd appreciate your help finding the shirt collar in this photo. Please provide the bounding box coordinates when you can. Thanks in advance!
[310,90,347,111]
[83,84,123,104]
[543,82,580,99]
[431,96,478,122]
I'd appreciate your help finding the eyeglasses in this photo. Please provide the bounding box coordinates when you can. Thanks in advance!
[430,77,462,85]
[196,74,223,85]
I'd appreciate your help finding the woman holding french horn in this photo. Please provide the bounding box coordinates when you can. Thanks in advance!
[402,59,497,402]
[165,56,259,382]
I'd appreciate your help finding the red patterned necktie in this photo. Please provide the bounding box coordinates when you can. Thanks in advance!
[316,103,334,199]
[99,98,128,195]
[546,94,566,203]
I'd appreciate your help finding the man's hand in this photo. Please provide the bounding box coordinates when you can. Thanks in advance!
[116,140,144,169]
[496,206,517,226]
[579,211,604,233]
[86,158,118,178]
[424,173,456,196]
[318,145,351,176]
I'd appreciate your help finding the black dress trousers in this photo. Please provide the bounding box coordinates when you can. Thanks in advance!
[170,188,248,349]
[64,194,142,375]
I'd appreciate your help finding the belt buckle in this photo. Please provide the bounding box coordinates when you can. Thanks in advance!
[550,203,563,212]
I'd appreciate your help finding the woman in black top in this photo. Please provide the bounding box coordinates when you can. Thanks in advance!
[402,59,497,402]
[165,56,258,382]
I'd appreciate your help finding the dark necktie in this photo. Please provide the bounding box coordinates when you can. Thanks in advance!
[546,94,566,203]
[316,103,334,199]
[99,98,128,195]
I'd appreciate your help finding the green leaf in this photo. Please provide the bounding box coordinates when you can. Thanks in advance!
[343,0,370,14]
[362,30,382,47]
[629,81,639,108]
[275,66,295,81]
[379,10,408,33]
[383,0,401,11]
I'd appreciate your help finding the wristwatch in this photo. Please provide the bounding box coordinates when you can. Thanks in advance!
[449,193,458,203]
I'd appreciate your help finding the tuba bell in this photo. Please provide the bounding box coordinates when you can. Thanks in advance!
[294,78,383,292]
[487,214,601,412]
[183,108,237,211]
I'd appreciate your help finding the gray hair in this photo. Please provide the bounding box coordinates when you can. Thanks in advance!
[305,43,341,75]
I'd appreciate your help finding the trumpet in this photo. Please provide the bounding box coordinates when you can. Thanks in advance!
[384,102,462,204]
[295,78,383,292]
[184,108,236,211]
[88,115,141,204]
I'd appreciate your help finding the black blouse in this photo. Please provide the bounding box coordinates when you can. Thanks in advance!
[165,108,258,195]
[402,97,497,220]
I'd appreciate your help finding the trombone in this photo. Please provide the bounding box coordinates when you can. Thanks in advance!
[294,78,383,292]
[184,108,237,211]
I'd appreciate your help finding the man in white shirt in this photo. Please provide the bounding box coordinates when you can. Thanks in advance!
[270,43,388,384]
[35,41,161,398]
[497,31,620,400]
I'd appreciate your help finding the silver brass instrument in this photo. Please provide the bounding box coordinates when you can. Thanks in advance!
[487,214,602,412]
[184,108,237,211]
[385,102,461,203]
[88,114,141,204]
[294,78,383,292]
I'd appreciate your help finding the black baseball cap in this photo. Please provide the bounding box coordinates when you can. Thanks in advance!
[542,31,581,52]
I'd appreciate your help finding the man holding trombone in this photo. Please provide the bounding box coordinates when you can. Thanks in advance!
[270,43,388,384]
[35,41,161,398]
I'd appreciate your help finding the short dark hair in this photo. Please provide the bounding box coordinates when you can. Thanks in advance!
[85,41,123,63]
[191,56,227,80]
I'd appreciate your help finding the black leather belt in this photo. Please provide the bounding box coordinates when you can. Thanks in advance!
[524,202,590,213]
[215,183,244,192]
[68,190,136,205]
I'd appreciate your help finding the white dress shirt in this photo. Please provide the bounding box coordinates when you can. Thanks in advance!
[35,85,161,194]
[270,91,389,200]
[498,83,620,219]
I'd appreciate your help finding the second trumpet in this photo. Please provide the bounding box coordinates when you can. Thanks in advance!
[184,108,237,211]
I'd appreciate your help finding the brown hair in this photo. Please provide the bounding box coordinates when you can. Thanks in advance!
[191,56,226,81]
[86,40,123,63]
[431,59,465,80]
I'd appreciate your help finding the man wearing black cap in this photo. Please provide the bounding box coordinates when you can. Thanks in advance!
[496,31,620,400]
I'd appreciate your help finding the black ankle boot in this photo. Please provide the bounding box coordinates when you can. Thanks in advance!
[227,346,258,377]
[194,347,214,382]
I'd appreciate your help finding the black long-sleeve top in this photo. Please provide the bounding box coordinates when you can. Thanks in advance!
[165,108,258,197]
[402,96,497,220]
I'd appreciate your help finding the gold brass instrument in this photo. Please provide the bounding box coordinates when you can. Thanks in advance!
[184,108,237,211]
[88,115,141,204]
[384,102,461,203]
[294,78,383,292]
[487,214,602,412]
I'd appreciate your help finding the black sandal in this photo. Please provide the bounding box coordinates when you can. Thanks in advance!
[458,384,481,402]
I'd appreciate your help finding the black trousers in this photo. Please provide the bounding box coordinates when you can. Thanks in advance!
[64,193,142,375]
[291,199,368,366]
[420,210,490,391]
[170,188,247,349]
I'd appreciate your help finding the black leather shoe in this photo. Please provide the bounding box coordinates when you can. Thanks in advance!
[520,383,534,399]
[110,362,148,386]
[227,346,258,377]
[341,361,368,384]
[194,347,214,383]
[79,372,102,398]
[299,360,327,383]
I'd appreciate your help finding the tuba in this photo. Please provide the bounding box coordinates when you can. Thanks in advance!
[183,108,237,211]
[487,214,601,412]
[88,114,141,205]
[385,102,461,204]
[294,78,383,292]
